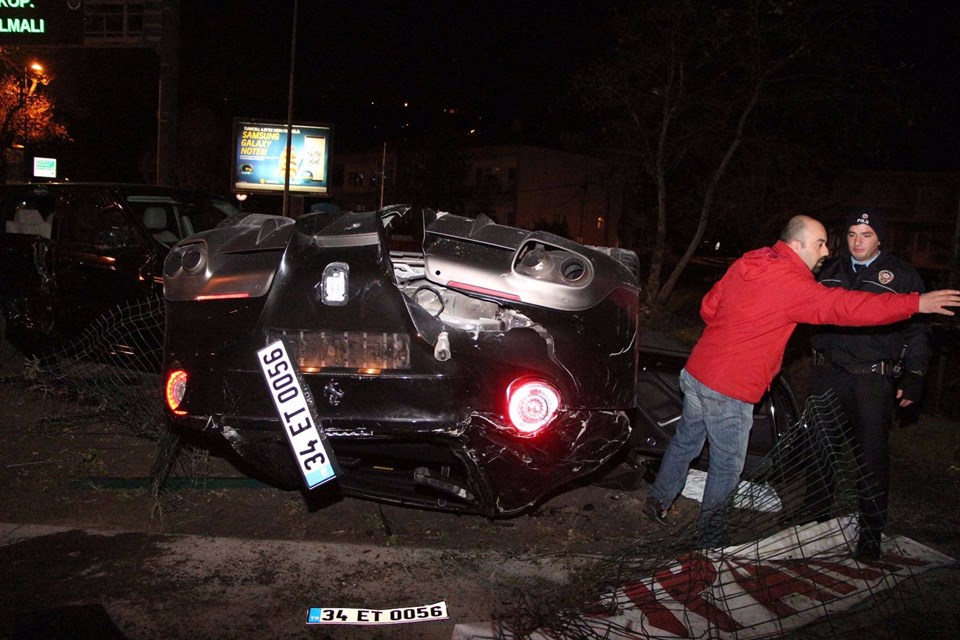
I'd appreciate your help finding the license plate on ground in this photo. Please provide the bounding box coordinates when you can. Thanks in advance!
[306,602,448,625]
[257,340,337,489]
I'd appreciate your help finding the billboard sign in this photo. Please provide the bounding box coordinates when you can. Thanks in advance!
[33,156,56,178]
[0,0,85,46]
[232,119,331,195]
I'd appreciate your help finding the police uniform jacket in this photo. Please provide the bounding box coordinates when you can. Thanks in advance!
[811,251,931,400]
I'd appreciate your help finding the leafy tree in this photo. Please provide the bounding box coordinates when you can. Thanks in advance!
[573,0,887,307]
[0,48,70,181]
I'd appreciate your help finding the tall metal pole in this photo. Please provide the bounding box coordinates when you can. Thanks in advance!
[156,0,180,187]
[379,142,387,209]
[282,0,299,217]
[156,76,162,184]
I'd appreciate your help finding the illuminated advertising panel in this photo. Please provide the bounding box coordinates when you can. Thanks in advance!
[0,0,84,45]
[33,156,56,178]
[232,119,332,195]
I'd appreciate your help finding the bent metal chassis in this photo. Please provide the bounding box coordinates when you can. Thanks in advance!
[162,206,642,516]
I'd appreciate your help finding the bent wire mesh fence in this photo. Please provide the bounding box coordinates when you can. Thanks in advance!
[487,392,940,640]
[20,294,186,500]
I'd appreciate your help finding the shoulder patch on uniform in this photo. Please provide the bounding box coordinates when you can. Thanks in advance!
[878,270,895,285]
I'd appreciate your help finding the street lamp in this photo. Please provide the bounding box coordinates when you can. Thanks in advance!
[27,62,45,91]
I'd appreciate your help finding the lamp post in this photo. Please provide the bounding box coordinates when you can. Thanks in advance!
[282,0,299,218]
[25,62,45,94]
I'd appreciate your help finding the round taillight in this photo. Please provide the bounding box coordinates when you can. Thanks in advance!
[507,379,561,435]
[165,369,188,415]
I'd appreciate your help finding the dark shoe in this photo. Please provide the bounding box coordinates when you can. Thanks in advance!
[643,497,669,526]
[854,537,882,561]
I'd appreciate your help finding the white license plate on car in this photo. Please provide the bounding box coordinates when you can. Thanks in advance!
[257,340,337,489]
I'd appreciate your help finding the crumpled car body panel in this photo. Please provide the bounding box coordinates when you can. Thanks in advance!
[163,206,642,515]
[163,206,800,515]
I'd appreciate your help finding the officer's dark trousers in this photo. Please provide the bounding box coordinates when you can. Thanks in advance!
[809,366,895,543]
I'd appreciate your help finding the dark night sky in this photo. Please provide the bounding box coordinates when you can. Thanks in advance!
[25,1,960,184]
[177,1,618,151]
[870,1,960,170]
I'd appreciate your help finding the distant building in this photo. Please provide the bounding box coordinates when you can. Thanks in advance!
[331,144,623,247]
[83,0,178,185]
[83,0,166,46]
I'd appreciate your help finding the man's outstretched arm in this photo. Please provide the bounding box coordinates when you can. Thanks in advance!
[918,290,960,315]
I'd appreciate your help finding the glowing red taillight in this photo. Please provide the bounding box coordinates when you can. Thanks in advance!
[165,369,188,416]
[507,379,561,435]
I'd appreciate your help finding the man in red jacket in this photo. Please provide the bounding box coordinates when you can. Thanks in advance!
[644,215,960,548]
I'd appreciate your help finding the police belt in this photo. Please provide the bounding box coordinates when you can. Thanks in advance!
[812,350,894,375]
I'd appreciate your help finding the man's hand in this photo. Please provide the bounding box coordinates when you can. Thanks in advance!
[918,290,960,315]
[896,389,914,408]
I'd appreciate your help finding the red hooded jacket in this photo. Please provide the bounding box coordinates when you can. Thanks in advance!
[685,241,919,403]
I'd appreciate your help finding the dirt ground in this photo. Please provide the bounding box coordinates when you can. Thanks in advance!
[2,355,958,559]
[2,347,960,638]
[0,365,686,557]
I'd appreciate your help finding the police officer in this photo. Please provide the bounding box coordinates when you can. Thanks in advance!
[810,208,930,560]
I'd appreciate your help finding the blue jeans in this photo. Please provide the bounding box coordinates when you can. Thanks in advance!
[649,369,754,543]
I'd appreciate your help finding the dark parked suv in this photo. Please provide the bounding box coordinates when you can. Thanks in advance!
[0,182,239,354]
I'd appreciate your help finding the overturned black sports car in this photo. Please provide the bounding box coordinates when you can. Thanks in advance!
[162,205,799,515]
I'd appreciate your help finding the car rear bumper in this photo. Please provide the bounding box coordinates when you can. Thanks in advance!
[170,404,630,516]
